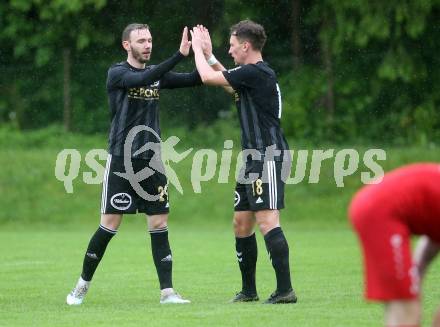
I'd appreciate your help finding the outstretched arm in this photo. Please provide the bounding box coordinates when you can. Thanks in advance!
[198,25,234,94]
[109,27,192,89]
[191,26,231,87]
[160,71,202,89]
[115,52,184,88]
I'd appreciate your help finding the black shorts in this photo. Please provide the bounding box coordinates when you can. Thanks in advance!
[101,155,169,215]
[234,160,287,212]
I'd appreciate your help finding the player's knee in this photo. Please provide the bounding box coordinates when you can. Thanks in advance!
[255,212,279,235]
[258,223,269,235]
[257,221,278,235]
[149,220,167,230]
[232,218,244,232]
[148,214,168,230]
[233,216,253,236]
[100,214,122,231]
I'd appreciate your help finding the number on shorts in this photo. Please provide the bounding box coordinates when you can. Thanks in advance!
[252,179,263,196]
[158,184,168,202]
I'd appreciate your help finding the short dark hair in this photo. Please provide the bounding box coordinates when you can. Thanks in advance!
[122,23,150,42]
[230,20,267,51]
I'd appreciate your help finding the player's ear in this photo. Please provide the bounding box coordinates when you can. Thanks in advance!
[122,40,130,52]
[242,41,250,52]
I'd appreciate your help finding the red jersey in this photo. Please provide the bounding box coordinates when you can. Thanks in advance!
[350,163,440,242]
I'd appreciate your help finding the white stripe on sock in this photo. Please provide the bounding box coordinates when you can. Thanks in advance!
[99,224,117,234]
[149,227,169,234]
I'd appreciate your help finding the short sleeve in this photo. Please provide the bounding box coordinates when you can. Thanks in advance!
[222,64,259,90]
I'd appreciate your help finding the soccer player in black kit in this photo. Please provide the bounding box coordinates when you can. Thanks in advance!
[66,23,201,305]
[191,21,297,304]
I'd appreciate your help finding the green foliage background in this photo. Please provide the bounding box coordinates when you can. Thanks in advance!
[1,0,439,144]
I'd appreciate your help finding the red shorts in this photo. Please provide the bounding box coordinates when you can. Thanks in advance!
[349,196,420,301]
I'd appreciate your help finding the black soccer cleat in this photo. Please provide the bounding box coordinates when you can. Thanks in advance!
[263,289,297,304]
[230,291,259,303]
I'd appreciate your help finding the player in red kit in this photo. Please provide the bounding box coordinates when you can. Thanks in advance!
[349,163,440,327]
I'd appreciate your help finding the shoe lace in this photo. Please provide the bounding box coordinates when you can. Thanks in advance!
[74,284,88,298]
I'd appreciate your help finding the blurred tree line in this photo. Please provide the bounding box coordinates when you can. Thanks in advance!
[0,0,439,145]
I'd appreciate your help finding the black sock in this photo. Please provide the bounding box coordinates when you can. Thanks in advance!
[235,233,257,295]
[150,227,173,290]
[264,227,292,293]
[81,224,116,281]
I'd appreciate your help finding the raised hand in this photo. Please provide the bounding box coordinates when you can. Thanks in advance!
[199,25,213,58]
[190,26,203,52]
[179,26,191,56]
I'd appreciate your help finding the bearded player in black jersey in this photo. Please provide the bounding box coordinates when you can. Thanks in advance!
[67,24,201,305]
[191,21,297,304]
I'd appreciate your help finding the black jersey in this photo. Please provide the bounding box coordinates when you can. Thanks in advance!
[106,51,201,159]
[222,62,289,159]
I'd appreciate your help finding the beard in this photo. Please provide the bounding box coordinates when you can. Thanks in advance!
[130,45,149,64]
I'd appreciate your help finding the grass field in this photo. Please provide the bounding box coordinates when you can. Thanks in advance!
[1,223,440,327]
[1,129,440,326]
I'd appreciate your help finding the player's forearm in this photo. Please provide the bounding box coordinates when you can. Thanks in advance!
[203,51,227,72]
[208,59,234,94]
[161,71,202,89]
[124,51,184,88]
[211,61,226,71]
[194,49,218,85]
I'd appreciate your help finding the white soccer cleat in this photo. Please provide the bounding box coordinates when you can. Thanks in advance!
[160,290,191,304]
[66,277,90,305]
